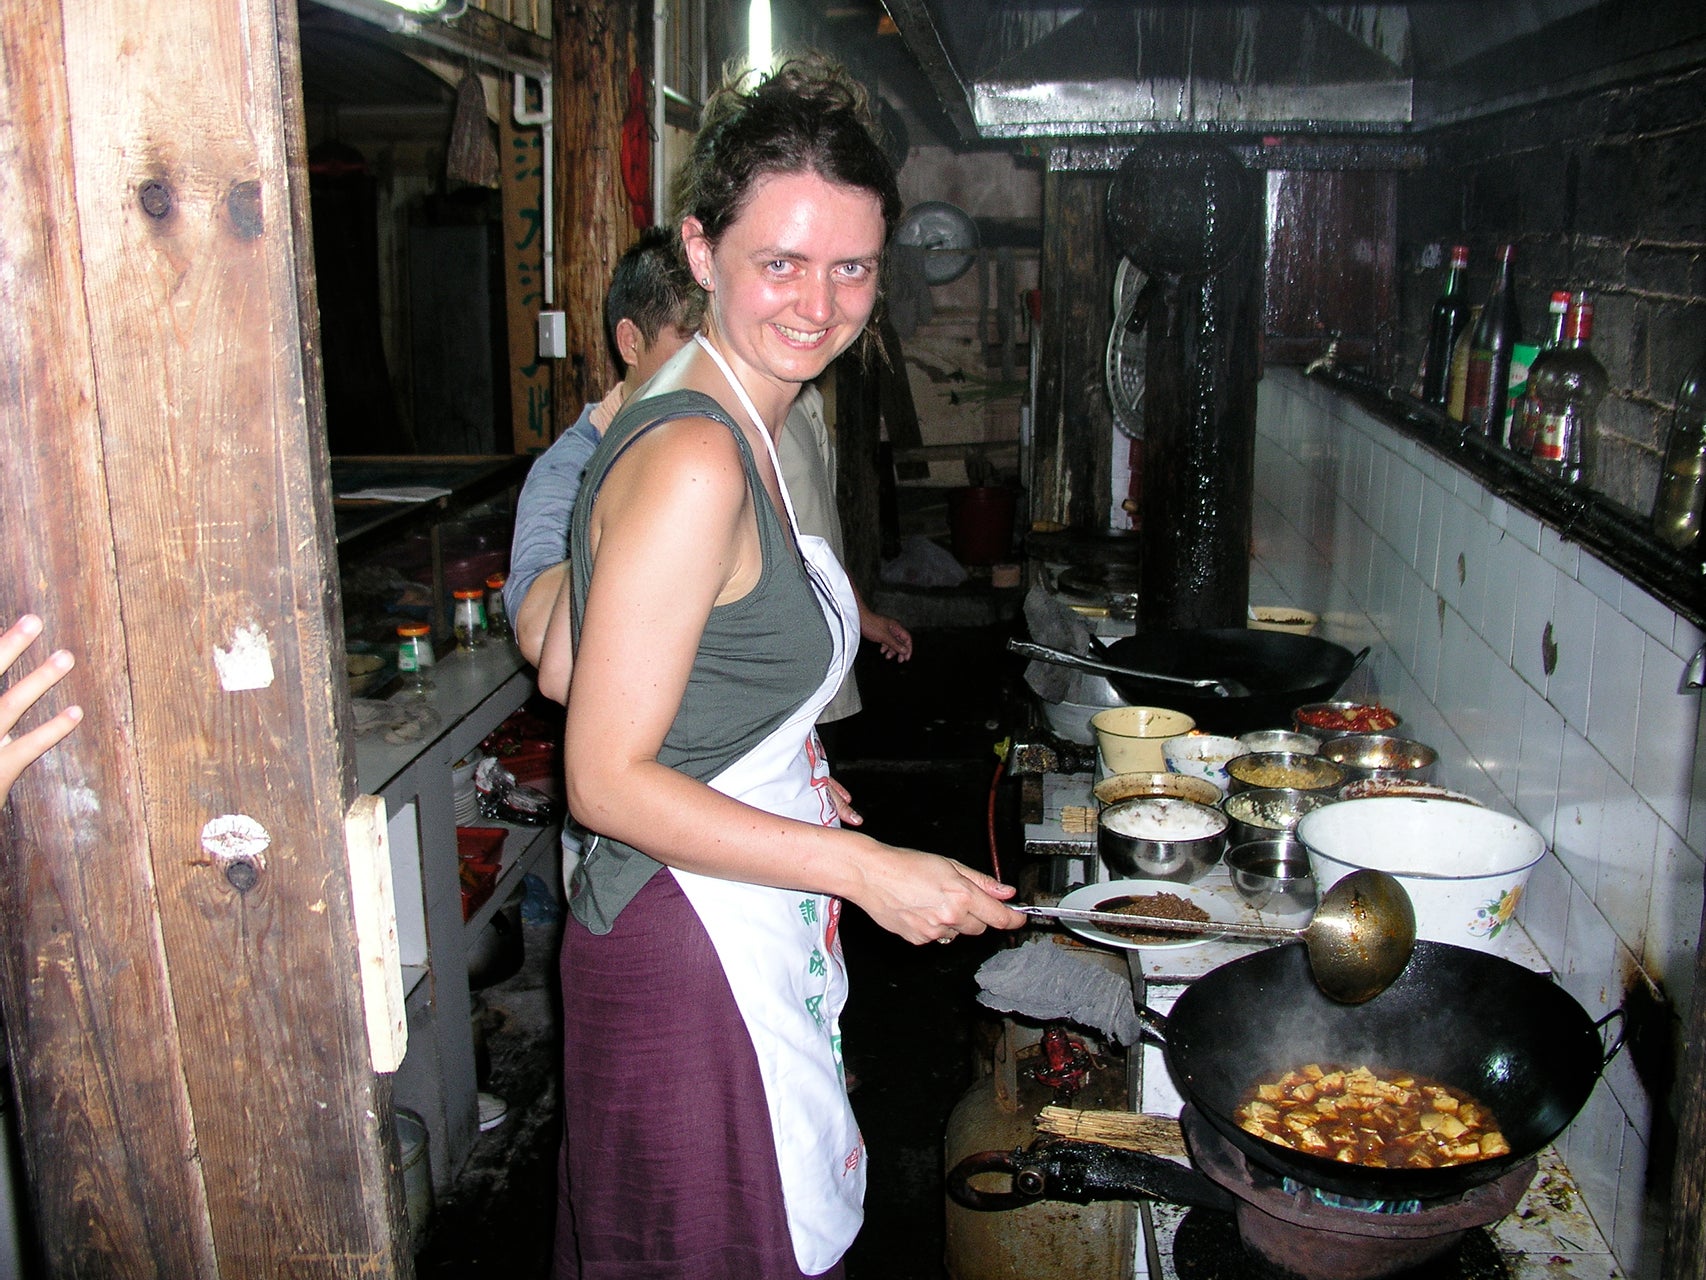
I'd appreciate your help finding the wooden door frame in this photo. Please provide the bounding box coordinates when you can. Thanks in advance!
[0,1,410,1273]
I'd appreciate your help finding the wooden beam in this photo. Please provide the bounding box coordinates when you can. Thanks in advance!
[0,0,410,1272]
[552,0,643,418]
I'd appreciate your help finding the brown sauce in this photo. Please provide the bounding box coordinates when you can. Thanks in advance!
[1235,1064,1511,1168]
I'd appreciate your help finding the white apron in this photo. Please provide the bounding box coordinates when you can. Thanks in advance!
[669,337,864,1275]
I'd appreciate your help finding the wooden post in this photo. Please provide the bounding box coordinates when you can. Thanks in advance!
[552,0,644,420]
[1034,169,1117,529]
[0,1,411,1273]
[500,102,554,453]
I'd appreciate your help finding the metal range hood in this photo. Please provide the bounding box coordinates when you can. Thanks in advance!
[878,0,1706,141]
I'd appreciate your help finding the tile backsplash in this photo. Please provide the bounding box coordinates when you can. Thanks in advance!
[1251,368,1704,1276]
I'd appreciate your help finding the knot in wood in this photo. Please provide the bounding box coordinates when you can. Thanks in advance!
[226,181,263,239]
[225,859,260,893]
[137,179,173,220]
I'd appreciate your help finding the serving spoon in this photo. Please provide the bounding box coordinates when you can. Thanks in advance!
[1006,638,1252,699]
[1019,869,1417,1004]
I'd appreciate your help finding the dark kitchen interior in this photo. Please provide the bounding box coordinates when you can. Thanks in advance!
[5,0,1706,1275]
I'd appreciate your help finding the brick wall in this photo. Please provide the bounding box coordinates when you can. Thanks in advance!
[1396,64,1706,516]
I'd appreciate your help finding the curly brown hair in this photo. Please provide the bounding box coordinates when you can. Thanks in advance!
[674,53,902,245]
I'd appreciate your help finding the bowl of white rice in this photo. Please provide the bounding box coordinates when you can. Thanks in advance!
[1097,796,1229,883]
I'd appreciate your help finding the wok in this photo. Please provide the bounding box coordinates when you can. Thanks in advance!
[1096,629,1366,735]
[1139,940,1624,1201]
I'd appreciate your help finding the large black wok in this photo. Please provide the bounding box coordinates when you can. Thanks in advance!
[1096,629,1364,734]
[1141,940,1624,1201]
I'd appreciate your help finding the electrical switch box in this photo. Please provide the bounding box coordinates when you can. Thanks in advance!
[537,311,566,360]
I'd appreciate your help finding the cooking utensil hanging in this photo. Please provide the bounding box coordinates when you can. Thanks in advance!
[1106,256,1152,440]
[1019,868,1417,1005]
[1105,139,1258,279]
[1007,638,1250,698]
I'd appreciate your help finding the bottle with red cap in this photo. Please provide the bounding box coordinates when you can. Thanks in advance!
[1419,245,1471,407]
[1527,292,1609,486]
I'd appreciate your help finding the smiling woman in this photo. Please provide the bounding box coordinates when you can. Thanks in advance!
[547,54,1024,1280]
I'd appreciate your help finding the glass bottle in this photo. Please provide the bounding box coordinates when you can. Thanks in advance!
[397,622,436,694]
[1529,293,1609,486]
[1464,244,1522,442]
[484,573,512,641]
[1509,290,1571,457]
[453,588,486,651]
[1652,350,1706,551]
[1419,245,1470,406]
[1445,306,1482,424]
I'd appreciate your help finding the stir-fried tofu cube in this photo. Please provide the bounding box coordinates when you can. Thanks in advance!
[1419,1111,1444,1131]
[1480,1132,1511,1157]
[1437,1114,1468,1139]
[1258,1083,1285,1102]
[1301,1064,1325,1081]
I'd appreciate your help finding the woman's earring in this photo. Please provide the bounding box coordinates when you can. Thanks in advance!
[701,277,710,288]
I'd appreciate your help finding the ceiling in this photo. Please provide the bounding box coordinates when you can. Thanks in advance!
[864,0,1706,142]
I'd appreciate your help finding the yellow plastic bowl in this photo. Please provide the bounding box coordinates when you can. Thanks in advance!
[1090,706,1195,774]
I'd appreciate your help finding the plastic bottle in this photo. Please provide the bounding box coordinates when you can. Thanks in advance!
[453,588,486,651]
[397,622,436,694]
[1529,293,1609,486]
[1652,349,1706,551]
[1464,244,1522,442]
[1419,245,1470,406]
[1510,290,1571,457]
[484,573,512,641]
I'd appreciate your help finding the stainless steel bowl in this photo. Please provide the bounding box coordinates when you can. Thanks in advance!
[1319,733,1438,785]
[1224,751,1347,796]
[1291,700,1404,742]
[1219,786,1337,847]
[1092,770,1223,808]
[1097,796,1229,884]
[1236,729,1320,756]
[1225,838,1317,917]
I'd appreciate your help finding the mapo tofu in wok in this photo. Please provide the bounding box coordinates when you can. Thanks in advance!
[1235,1064,1512,1169]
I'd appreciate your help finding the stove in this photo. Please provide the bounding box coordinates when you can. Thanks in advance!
[1014,768,1628,1280]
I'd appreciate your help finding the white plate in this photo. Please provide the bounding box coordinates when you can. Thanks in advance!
[1056,879,1235,951]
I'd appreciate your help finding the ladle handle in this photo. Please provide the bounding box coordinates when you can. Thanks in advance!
[1018,904,1295,941]
[1004,639,1233,695]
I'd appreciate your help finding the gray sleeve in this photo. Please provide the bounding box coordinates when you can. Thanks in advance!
[505,408,600,619]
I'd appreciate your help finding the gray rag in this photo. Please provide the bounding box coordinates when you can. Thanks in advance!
[974,937,1143,1046]
[1022,586,1092,703]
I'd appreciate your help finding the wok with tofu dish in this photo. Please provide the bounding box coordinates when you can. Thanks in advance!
[1236,1064,1512,1168]
[1135,940,1623,1200]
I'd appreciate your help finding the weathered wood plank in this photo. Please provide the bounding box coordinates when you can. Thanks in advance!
[0,0,410,1272]
[552,0,642,419]
[500,103,553,452]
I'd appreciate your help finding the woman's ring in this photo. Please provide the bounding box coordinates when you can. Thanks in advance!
[938,936,952,945]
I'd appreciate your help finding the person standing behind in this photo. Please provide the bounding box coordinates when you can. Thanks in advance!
[548,54,1021,1280]
[506,227,702,666]
[776,380,911,731]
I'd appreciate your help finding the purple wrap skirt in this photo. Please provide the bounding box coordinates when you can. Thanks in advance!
[553,869,849,1279]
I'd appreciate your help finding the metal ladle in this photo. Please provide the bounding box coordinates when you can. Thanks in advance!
[1006,638,1252,699]
[1019,869,1417,1004]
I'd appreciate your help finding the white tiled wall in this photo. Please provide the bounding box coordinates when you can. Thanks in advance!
[1251,368,1705,1276]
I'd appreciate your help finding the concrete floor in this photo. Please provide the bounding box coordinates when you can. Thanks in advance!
[412,609,1027,1279]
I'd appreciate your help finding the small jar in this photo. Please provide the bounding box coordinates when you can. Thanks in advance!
[396,623,435,694]
[484,573,512,642]
[453,589,485,651]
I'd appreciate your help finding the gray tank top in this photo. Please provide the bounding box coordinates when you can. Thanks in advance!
[565,389,834,933]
